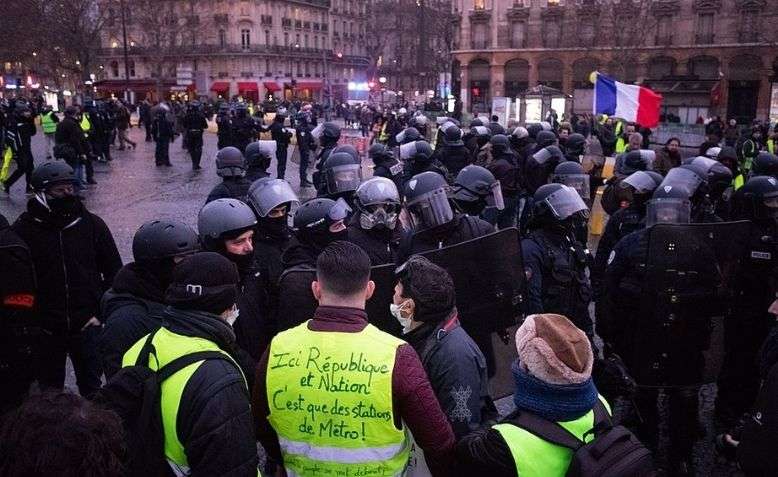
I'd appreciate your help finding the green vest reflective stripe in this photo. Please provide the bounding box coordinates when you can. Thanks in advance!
[41,112,57,134]
[80,113,91,135]
[121,327,239,473]
[493,397,611,477]
[734,174,745,191]
[614,120,623,136]
[266,321,410,476]
[768,139,775,154]
[615,137,627,154]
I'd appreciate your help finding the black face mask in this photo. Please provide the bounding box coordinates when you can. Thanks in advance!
[456,198,486,217]
[225,251,254,276]
[48,195,80,217]
[257,215,289,239]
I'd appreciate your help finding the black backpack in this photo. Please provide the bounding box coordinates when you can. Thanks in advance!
[510,400,655,477]
[95,330,230,477]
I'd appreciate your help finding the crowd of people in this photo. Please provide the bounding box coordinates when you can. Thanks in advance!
[2,92,778,477]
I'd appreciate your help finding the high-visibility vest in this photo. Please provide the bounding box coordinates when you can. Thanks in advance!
[266,321,411,477]
[122,327,246,475]
[768,139,775,154]
[80,113,91,136]
[733,174,745,191]
[494,397,611,477]
[41,112,57,134]
[615,136,628,154]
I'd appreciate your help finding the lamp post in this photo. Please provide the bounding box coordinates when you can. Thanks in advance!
[379,76,386,106]
[119,0,131,102]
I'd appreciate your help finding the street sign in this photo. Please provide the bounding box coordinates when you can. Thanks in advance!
[176,65,193,86]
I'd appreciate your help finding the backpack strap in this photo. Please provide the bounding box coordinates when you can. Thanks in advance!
[135,329,161,367]
[156,351,230,382]
[592,399,613,428]
[509,411,583,450]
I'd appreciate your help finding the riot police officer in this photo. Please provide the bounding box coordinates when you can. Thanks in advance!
[716,176,778,428]
[330,143,360,164]
[347,177,402,265]
[481,135,516,227]
[311,122,342,187]
[231,103,258,154]
[205,147,253,204]
[216,103,233,149]
[99,220,200,378]
[750,151,778,180]
[400,140,447,186]
[318,152,362,204]
[277,198,351,331]
[660,164,721,223]
[452,165,504,219]
[509,126,532,160]
[563,133,587,163]
[244,141,273,183]
[395,126,421,145]
[368,143,403,194]
[523,132,563,196]
[687,156,734,220]
[182,100,208,170]
[432,122,472,178]
[522,183,594,340]
[269,111,292,180]
[466,125,492,159]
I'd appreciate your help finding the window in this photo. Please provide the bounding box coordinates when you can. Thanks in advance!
[740,11,759,42]
[107,8,115,27]
[284,32,289,46]
[295,34,300,47]
[656,16,672,45]
[128,60,136,77]
[511,21,525,48]
[265,30,270,45]
[472,22,487,49]
[578,19,595,46]
[296,61,302,76]
[314,36,319,49]
[542,20,560,48]
[110,61,119,77]
[219,29,226,47]
[304,34,309,48]
[241,29,251,50]
[696,13,714,44]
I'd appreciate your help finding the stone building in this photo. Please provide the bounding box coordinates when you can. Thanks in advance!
[451,0,778,124]
[96,0,370,104]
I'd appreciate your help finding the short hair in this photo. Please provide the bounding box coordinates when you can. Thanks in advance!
[0,392,125,476]
[629,132,643,143]
[666,137,681,146]
[491,115,499,122]
[397,255,456,320]
[316,241,371,296]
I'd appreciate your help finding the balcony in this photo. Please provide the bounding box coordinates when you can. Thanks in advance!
[471,40,488,50]
[695,33,715,44]
[738,30,760,43]
[655,35,673,46]
[468,9,491,22]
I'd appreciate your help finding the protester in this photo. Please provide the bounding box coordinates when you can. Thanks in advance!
[654,137,682,176]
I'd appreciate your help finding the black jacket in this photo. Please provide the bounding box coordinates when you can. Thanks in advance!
[99,262,167,379]
[153,307,258,477]
[277,239,320,332]
[205,176,253,204]
[233,258,272,363]
[404,315,495,439]
[397,214,494,263]
[434,145,472,178]
[738,362,778,475]
[270,120,292,146]
[54,116,86,156]
[12,199,122,332]
[346,222,398,266]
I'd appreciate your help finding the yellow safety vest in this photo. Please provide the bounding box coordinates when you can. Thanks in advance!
[733,174,745,191]
[266,321,411,477]
[80,113,91,136]
[122,327,246,475]
[41,112,57,134]
[494,397,611,477]
[615,136,628,154]
[768,139,775,154]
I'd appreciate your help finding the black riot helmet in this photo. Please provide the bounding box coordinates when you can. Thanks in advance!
[536,130,557,149]
[551,161,590,200]
[322,152,362,196]
[531,183,590,227]
[565,133,587,158]
[311,122,341,147]
[737,176,778,223]
[619,170,661,209]
[31,161,77,191]
[404,171,454,231]
[752,152,778,179]
[488,121,506,136]
[354,177,401,230]
[469,118,484,128]
[247,178,299,218]
[620,149,656,176]
[526,123,543,140]
[471,126,492,148]
[532,145,565,166]
[440,122,464,147]
[368,143,393,164]
[215,147,246,178]
[705,146,721,160]
[292,197,351,249]
[490,134,512,155]
[396,127,421,145]
[689,156,733,200]
[646,184,691,227]
[244,141,273,170]
[197,198,258,251]
[132,220,200,263]
[331,144,360,163]
[452,165,504,216]
[399,140,434,165]
[235,102,248,117]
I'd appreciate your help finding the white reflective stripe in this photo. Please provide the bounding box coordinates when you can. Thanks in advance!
[278,437,404,464]
[167,459,191,477]
[285,466,405,477]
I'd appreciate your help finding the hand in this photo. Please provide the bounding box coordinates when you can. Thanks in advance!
[769,298,778,316]
[81,316,101,330]
[724,434,740,447]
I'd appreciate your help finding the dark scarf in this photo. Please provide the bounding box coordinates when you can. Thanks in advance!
[512,360,598,422]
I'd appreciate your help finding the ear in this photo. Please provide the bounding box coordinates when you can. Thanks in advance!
[365,280,375,301]
[405,298,416,317]
[311,281,322,303]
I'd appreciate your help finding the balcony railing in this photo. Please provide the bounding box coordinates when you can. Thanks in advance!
[97,44,333,57]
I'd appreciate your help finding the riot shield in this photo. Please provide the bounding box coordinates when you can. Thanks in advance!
[630,220,752,387]
[366,263,403,336]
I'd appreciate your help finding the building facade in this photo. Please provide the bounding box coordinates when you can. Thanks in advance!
[96,0,370,104]
[451,0,778,124]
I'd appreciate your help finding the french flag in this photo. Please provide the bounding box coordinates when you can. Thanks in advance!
[593,72,663,128]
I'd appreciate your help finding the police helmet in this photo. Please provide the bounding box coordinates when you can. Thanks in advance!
[441,122,464,147]
[215,147,246,178]
[532,145,565,165]
[752,152,778,179]
[404,171,454,231]
[399,140,434,163]
[469,118,484,128]
[368,143,393,163]
[453,165,504,212]
[31,161,77,192]
[244,141,274,170]
[311,122,342,144]
[532,183,589,222]
[396,127,421,145]
[738,176,778,222]
[551,161,590,200]
[621,149,656,176]
[247,179,299,218]
[197,199,258,250]
[646,184,691,227]
[565,133,587,157]
[354,177,401,230]
[322,152,362,196]
[536,130,557,149]
[331,144,360,163]
[526,123,543,139]
[292,197,351,245]
[490,134,511,154]
[132,220,200,263]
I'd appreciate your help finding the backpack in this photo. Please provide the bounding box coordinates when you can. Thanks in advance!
[95,329,231,477]
[511,400,655,477]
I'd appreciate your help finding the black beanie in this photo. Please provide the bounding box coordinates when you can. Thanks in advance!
[165,252,240,315]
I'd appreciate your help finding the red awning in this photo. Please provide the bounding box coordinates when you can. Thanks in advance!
[209,81,230,92]
[238,81,258,92]
[263,81,281,92]
[289,81,323,91]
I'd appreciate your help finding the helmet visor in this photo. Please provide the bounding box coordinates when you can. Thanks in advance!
[662,168,703,195]
[542,186,589,220]
[407,187,454,231]
[622,171,657,194]
[326,165,362,194]
[486,181,505,210]
[311,123,324,139]
[328,197,353,222]
[646,198,691,227]
[250,180,299,217]
[553,174,590,200]
[399,142,417,160]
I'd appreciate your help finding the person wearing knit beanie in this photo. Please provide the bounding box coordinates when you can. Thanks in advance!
[165,252,240,318]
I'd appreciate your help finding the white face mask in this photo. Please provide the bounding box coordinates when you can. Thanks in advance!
[390,301,413,334]
[224,306,239,326]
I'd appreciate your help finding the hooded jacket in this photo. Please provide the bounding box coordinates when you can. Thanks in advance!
[12,198,122,332]
[276,239,321,332]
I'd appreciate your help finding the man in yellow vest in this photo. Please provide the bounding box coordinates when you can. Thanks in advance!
[614,121,635,154]
[457,313,610,476]
[253,241,456,476]
[121,252,258,476]
[40,106,59,159]
[768,126,776,154]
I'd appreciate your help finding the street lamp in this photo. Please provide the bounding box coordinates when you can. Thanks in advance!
[119,0,131,102]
